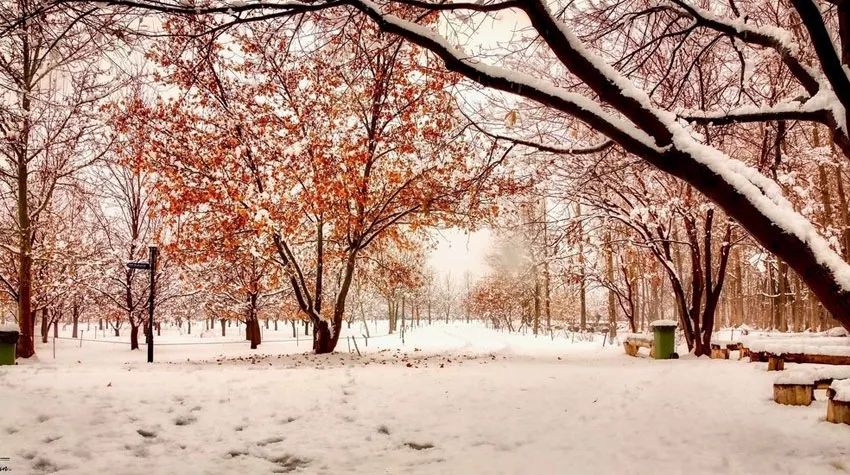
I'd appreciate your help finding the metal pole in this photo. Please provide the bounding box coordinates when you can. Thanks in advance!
[148,246,158,363]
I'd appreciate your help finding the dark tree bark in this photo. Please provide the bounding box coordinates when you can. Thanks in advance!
[71,305,79,339]
[130,324,140,350]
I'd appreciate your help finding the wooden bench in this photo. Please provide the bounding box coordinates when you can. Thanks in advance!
[827,380,850,424]
[624,334,654,358]
[710,341,742,360]
[773,367,850,406]
[765,352,850,371]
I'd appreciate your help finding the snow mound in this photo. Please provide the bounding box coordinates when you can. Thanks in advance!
[826,327,849,337]
[762,343,850,356]
[711,339,741,347]
[0,323,19,333]
[746,337,850,352]
[774,366,850,385]
[830,379,850,402]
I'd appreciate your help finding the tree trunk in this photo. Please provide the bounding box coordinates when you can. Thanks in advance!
[41,309,48,344]
[533,276,540,336]
[836,164,850,260]
[130,324,140,351]
[15,91,34,358]
[605,231,617,337]
[401,295,406,333]
[313,320,333,354]
[72,305,79,339]
[221,318,226,337]
[248,318,261,349]
[577,203,587,331]
[778,260,789,332]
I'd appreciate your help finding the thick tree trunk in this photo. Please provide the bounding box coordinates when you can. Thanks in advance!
[130,324,140,350]
[313,320,333,354]
[248,318,261,349]
[221,318,226,337]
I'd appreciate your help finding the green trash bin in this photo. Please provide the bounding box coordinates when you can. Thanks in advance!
[0,324,19,365]
[650,320,677,360]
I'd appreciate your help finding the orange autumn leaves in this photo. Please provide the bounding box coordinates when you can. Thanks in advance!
[114,14,521,299]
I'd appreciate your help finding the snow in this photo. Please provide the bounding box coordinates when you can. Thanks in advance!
[746,337,850,353]
[827,327,849,337]
[763,344,850,357]
[774,366,850,385]
[0,323,19,333]
[711,339,741,347]
[831,379,850,402]
[650,319,677,327]
[3,323,850,474]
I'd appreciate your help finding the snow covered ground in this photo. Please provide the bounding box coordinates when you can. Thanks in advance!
[2,323,850,474]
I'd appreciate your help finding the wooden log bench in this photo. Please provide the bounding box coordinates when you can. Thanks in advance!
[744,337,850,366]
[773,367,850,406]
[827,380,850,424]
[624,334,654,358]
[765,351,850,371]
[709,341,742,360]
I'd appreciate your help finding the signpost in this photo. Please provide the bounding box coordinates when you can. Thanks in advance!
[127,246,158,363]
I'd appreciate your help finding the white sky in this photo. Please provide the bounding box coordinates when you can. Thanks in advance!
[427,228,493,282]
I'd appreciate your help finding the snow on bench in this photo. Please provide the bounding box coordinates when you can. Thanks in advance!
[623,333,654,357]
[762,344,850,371]
[773,366,850,406]
[827,380,850,424]
[739,336,850,368]
[0,323,19,333]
